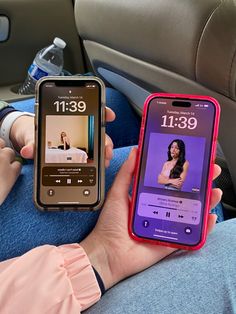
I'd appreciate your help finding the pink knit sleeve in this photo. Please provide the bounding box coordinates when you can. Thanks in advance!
[0,244,101,313]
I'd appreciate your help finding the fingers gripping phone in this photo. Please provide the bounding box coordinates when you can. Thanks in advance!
[34,76,105,211]
[129,93,220,250]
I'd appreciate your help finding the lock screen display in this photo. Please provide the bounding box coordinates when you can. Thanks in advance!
[37,79,102,207]
[133,97,216,246]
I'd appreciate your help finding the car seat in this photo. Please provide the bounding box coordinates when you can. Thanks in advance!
[74,0,236,217]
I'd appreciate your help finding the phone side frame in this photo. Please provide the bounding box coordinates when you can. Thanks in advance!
[128,93,221,250]
[33,76,106,211]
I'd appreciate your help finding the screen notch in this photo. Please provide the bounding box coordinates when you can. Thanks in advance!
[172,101,191,108]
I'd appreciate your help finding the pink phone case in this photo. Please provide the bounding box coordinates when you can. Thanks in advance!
[129,93,221,250]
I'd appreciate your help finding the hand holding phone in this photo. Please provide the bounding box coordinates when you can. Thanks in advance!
[129,93,220,250]
[34,76,106,211]
[81,148,222,290]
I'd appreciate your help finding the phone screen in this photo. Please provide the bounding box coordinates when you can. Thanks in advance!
[36,79,103,208]
[132,97,216,246]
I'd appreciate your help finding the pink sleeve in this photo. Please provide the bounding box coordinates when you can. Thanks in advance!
[0,244,101,313]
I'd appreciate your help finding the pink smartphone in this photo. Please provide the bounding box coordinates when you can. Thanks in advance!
[129,93,220,250]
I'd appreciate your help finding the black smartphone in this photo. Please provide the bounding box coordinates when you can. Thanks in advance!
[34,76,105,211]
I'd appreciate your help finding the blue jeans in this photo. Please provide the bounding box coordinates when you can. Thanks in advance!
[86,218,236,314]
[0,88,142,261]
[1,88,234,312]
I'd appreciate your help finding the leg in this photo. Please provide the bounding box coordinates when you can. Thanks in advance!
[0,146,132,261]
[85,218,236,314]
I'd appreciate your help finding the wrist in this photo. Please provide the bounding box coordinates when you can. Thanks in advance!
[80,232,116,290]
[10,115,34,152]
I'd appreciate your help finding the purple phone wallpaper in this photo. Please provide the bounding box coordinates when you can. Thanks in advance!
[144,133,206,193]
[133,97,216,247]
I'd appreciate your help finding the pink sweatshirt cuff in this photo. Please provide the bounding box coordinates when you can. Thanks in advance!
[58,244,101,311]
[0,244,101,313]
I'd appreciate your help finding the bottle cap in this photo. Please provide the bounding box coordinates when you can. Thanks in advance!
[53,37,66,49]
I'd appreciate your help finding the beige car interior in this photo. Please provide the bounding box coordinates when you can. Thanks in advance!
[0,0,236,216]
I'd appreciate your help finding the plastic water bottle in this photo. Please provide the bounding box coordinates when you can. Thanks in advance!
[18,37,66,95]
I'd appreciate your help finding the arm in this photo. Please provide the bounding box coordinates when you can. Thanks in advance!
[64,136,70,148]
[180,160,189,183]
[63,137,66,150]
[172,160,189,189]
[0,244,101,313]
[158,162,170,185]
[10,115,34,157]
[158,175,181,186]
[66,136,70,146]
[0,104,34,159]
[0,139,22,205]
[158,163,180,186]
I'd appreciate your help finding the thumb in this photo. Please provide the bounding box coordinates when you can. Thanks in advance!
[20,141,34,159]
[110,147,138,198]
[0,138,6,148]
[207,213,217,235]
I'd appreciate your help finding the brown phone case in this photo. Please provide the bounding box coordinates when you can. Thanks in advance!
[34,76,106,211]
